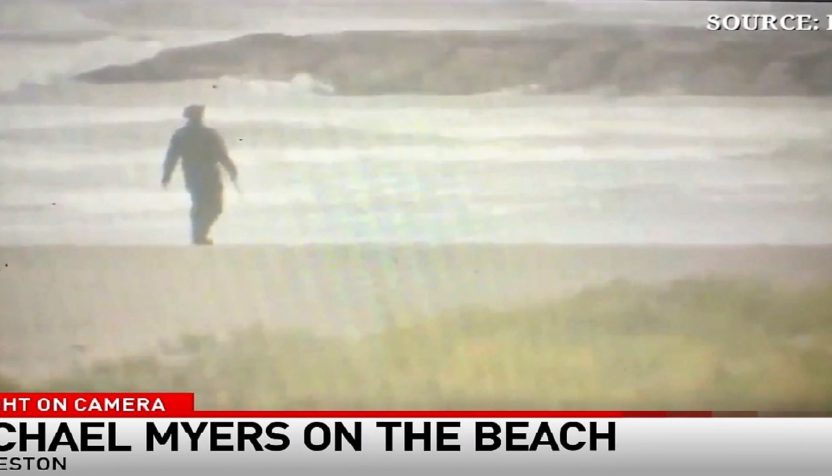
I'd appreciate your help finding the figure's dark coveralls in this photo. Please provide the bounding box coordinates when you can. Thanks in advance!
[163,123,238,244]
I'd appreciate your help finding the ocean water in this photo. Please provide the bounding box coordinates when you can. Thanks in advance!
[2,1,831,245]
[2,93,831,245]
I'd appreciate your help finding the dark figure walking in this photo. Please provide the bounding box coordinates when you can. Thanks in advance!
[162,105,238,245]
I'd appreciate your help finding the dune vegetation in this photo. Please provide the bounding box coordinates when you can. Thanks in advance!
[22,278,832,411]
[0,374,19,392]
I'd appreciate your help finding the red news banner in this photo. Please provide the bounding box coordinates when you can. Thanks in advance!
[0,393,192,419]
[0,392,619,454]
[0,392,622,473]
[0,392,713,419]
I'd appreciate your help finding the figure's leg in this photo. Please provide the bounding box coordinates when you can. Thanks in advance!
[190,194,211,245]
[191,188,222,245]
[205,187,224,243]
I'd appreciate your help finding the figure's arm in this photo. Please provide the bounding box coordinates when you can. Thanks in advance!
[162,133,181,186]
[214,131,238,181]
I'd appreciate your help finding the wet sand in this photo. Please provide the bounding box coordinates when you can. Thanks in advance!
[2,244,832,381]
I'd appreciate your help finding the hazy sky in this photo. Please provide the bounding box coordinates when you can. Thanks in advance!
[4,0,830,32]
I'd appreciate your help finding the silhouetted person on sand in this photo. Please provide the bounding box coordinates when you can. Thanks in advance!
[162,105,238,245]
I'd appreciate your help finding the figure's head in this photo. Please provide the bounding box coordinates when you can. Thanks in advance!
[183,104,205,123]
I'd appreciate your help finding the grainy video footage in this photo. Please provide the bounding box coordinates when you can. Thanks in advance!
[1,0,831,411]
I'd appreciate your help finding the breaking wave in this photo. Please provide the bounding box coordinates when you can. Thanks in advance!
[3,74,337,105]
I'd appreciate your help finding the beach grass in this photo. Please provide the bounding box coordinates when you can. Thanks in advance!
[0,374,19,392]
[29,278,832,411]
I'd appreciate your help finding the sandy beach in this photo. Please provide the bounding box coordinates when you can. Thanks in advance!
[3,244,832,383]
